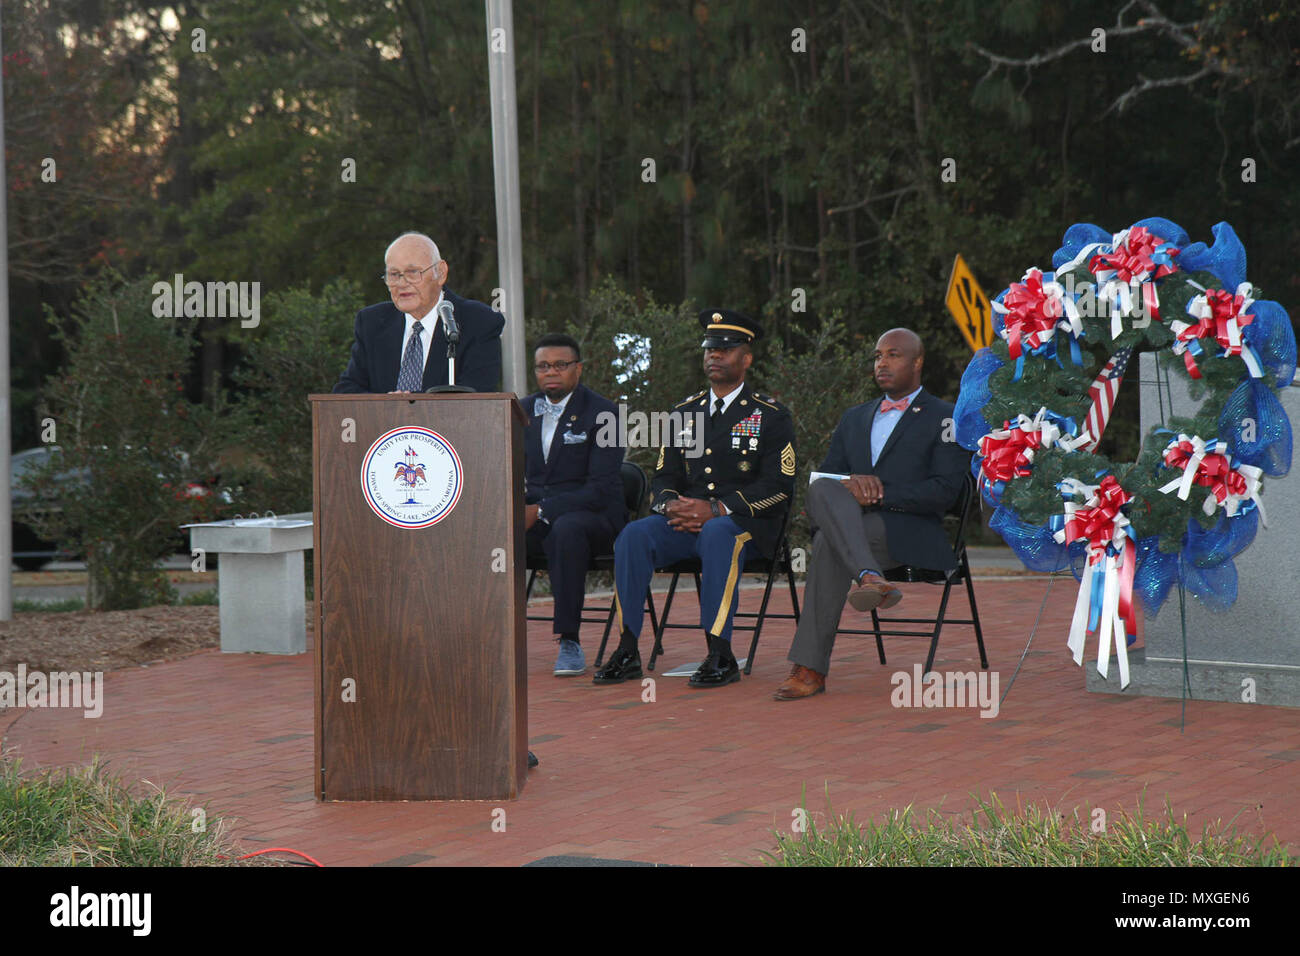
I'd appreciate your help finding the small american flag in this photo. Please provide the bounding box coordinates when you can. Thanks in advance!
[1080,347,1132,453]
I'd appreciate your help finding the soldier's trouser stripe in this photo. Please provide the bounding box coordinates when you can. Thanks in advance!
[710,531,753,637]
[614,591,623,635]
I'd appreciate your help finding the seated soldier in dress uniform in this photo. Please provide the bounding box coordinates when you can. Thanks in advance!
[594,310,797,688]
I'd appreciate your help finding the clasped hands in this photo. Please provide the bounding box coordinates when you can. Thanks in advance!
[841,474,885,507]
[664,496,716,533]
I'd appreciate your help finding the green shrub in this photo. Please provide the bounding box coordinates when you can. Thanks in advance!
[177,589,218,606]
[764,314,876,547]
[12,597,87,613]
[225,279,363,515]
[553,277,701,480]
[25,273,229,610]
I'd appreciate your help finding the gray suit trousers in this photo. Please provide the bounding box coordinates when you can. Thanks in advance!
[786,478,900,675]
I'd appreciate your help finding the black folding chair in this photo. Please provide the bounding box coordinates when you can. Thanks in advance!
[525,461,657,661]
[646,506,801,674]
[835,473,988,675]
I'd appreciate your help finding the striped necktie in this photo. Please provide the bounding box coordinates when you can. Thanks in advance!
[395,321,425,392]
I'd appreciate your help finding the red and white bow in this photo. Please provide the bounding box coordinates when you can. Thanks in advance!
[992,267,1083,360]
[1158,434,1265,523]
[1087,226,1180,339]
[1170,283,1262,379]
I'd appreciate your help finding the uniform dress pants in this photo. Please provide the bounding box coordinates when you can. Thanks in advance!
[613,514,757,646]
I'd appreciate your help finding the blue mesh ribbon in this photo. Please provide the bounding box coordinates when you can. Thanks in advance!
[1242,298,1297,388]
[1130,216,1191,251]
[954,348,1005,451]
[1133,536,1178,618]
[990,505,1070,572]
[1178,221,1247,291]
[1220,379,1293,476]
[1052,223,1112,270]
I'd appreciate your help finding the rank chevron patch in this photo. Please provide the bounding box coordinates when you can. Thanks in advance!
[780,442,796,476]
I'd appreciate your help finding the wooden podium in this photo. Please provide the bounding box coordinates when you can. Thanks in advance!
[310,393,528,801]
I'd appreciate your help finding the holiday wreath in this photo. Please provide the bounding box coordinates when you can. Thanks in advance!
[953,218,1296,687]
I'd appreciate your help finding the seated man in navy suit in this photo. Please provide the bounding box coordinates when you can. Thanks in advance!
[774,328,971,701]
[333,231,504,394]
[524,333,626,676]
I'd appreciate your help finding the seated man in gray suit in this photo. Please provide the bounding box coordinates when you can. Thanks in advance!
[774,328,971,701]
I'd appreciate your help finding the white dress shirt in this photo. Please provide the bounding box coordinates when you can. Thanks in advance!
[397,290,446,382]
[540,390,573,462]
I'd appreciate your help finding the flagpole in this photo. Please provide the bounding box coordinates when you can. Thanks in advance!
[0,9,14,621]
[485,0,526,396]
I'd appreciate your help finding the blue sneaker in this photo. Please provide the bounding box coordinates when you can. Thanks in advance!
[554,638,586,676]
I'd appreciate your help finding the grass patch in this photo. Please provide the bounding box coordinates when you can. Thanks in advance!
[177,589,218,606]
[13,591,218,610]
[0,753,256,866]
[13,597,87,613]
[765,790,1295,866]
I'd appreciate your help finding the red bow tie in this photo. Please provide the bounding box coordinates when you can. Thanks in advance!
[880,397,910,413]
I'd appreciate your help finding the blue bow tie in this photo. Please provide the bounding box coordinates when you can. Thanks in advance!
[534,398,564,421]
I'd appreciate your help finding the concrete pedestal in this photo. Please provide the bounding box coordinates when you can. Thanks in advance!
[1086,354,1300,706]
[186,513,312,655]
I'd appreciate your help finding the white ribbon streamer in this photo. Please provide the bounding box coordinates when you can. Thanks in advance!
[1054,477,1134,689]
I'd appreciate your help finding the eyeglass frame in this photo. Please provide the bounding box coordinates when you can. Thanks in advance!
[380,262,442,287]
[533,360,581,373]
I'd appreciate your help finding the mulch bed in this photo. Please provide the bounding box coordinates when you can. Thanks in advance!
[0,606,222,675]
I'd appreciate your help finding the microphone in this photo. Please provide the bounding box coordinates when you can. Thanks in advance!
[436,299,459,343]
[426,297,473,392]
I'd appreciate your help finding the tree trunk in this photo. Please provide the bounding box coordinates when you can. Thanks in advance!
[531,11,541,253]
[679,53,694,300]
[571,59,587,316]
[843,10,857,287]
[763,162,777,303]
[900,3,936,205]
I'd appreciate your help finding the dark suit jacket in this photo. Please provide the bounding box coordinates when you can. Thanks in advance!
[819,388,970,570]
[523,383,626,531]
[332,289,504,394]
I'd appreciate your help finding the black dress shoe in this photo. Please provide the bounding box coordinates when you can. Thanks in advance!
[528,751,539,769]
[592,647,643,684]
[689,644,740,688]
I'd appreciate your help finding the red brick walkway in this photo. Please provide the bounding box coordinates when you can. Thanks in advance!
[4,577,1298,866]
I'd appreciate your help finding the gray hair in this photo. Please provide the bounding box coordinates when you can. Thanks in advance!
[385,231,442,266]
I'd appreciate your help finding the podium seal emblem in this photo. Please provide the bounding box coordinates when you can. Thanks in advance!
[360,426,463,529]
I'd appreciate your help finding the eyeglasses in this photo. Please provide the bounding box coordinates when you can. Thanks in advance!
[534,360,580,373]
[381,263,439,286]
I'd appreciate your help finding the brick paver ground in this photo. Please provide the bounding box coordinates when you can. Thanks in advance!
[4,575,1298,866]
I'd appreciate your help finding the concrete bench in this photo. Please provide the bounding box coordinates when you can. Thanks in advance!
[185,513,312,654]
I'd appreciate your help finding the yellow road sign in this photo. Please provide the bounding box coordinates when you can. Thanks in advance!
[945,254,993,352]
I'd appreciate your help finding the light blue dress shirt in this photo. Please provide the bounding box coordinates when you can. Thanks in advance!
[870,385,923,466]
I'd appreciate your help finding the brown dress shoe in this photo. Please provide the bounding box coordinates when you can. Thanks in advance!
[774,663,826,700]
[847,576,902,612]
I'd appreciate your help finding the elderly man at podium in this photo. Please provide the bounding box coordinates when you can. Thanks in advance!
[523,333,626,677]
[333,232,504,394]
